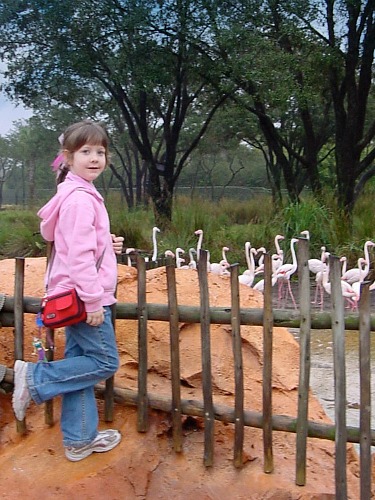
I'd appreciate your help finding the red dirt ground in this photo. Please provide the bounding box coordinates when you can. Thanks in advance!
[0,257,370,499]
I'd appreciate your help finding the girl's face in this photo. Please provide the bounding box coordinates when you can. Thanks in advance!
[66,143,107,182]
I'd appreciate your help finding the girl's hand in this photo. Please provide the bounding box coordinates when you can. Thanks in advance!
[111,234,124,254]
[86,309,105,326]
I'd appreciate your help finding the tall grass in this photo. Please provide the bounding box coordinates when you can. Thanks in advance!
[1,192,374,272]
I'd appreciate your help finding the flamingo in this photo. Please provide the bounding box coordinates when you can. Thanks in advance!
[151,226,160,261]
[311,252,332,311]
[340,256,347,275]
[164,250,175,259]
[274,238,299,309]
[308,246,328,275]
[175,247,187,268]
[222,246,230,264]
[254,247,267,275]
[255,249,283,276]
[187,248,197,269]
[253,274,278,293]
[239,247,256,286]
[341,240,375,284]
[321,268,359,311]
[125,247,136,266]
[241,242,253,277]
[351,257,368,299]
[209,260,231,275]
[272,234,285,272]
[194,229,204,261]
[300,229,310,240]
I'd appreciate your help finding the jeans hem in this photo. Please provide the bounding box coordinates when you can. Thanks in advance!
[63,432,98,448]
[26,363,42,405]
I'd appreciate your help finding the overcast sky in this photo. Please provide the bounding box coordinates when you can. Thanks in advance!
[0,90,33,136]
[0,61,33,136]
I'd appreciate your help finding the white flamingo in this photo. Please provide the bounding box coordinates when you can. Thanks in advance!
[241,242,253,276]
[253,274,278,293]
[194,229,204,261]
[125,247,136,266]
[175,247,186,268]
[254,247,267,275]
[187,248,197,269]
[151,226,161,261]
[351,257,368,299]
[341,240,375,284]
[274,238,299,309]
[222,246,230,264]
[209,260,231,276]
[312,251,331,308]
[164,249,175,258]
[308,246,328,275]
[340,256,347,275]
[239,247,256,286]
[321,268,359,311]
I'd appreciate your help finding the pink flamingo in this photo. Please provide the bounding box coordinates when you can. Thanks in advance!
[341,240,375,284]
[274,238,299,309]
[321,268,359,312]
[239,247,256,286]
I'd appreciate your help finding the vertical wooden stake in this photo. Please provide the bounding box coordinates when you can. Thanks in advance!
[14,257,26,434]
[230,263,244,468]
[166,260,183,452]
[295,238,311,485]
[330,255,347,500]
[359,282,371,500]
[262,252,273,473]
[197,249,214,467]
[137,255,148,432]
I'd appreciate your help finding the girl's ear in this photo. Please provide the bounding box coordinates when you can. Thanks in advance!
[62,149,73,166]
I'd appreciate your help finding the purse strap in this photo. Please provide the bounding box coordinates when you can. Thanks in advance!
[45,243,106,293]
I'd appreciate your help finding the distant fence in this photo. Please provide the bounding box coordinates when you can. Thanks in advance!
[0,238,373,499]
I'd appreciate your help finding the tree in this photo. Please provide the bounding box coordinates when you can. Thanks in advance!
[0,137,13,208]
[322,0,375,214]
[0,0,228,228]
[209,0,374,215]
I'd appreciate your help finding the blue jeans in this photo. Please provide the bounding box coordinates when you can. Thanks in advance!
[26,306,119,447]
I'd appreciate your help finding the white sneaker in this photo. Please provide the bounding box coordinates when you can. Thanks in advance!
[65,429,122,462]
[12,360,31,421]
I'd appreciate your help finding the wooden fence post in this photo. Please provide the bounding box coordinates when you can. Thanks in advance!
[197,249,214,467]
[230,263,244,468]
[330,255,348,500]
[137,255,148,432]
[104,302,117,422]
[166,259,183,452]
[295,237,311,485]
[14,257,26,435]
[45,242,55,426]
[262,252,273,473]
[359,282,371,500]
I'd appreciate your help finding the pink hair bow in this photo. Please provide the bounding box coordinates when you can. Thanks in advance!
[51,153,65,172]
[50,134,65,172]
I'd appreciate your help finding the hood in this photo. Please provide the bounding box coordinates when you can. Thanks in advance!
[38,172,103,241]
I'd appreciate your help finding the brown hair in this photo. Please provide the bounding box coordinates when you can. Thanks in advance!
[57,120,110,184]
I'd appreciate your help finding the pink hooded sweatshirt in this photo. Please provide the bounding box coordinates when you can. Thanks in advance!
[38,172,117,312]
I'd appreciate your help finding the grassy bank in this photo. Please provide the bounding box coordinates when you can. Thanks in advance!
[1,192,374,273]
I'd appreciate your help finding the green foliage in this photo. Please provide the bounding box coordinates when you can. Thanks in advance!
[1,192,375,274]
[0,208,43,257]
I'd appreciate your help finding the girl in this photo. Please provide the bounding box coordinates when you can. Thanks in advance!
[12,120,124,462]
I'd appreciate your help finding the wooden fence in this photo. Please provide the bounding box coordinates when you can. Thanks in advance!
[0,237,374,499]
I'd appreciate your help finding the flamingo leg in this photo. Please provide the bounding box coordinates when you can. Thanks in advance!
[286,280,297,310]
[312,283,319,304]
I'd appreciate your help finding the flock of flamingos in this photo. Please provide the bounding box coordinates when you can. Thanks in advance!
[125,227,375,312]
